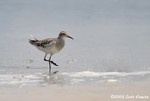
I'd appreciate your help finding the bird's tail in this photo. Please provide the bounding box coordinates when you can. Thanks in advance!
[29,34,39,46]
[29,39,37,45]
[28,38,38,46]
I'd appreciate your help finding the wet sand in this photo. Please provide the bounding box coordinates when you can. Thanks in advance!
[0,83,149,101]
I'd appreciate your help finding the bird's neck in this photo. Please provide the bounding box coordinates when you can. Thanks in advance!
[58,36,65,40]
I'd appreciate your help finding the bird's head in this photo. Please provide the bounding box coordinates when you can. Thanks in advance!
[58,31,73,40]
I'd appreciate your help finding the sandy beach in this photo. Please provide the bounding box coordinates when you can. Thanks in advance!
[0,83,149,101]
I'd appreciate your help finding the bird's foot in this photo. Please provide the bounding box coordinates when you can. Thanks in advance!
[44,58,49,62]
[50,61,59,66]
[44,59,59,66]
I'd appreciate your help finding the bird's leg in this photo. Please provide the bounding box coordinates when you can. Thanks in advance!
[44,54,58,66]
[49,54,52,74]
[50,61,59,66]
[44,54,49,62]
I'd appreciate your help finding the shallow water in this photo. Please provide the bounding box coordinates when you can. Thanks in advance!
[0,66,150,87]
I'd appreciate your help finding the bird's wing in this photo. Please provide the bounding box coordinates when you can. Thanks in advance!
[35,38,56,48]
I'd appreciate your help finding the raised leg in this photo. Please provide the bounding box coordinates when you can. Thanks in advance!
[44,54,58,66]
[44,54,48,61]
[50,61,58,66]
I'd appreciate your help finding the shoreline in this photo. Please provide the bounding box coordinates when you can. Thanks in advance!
[0,82,149,101]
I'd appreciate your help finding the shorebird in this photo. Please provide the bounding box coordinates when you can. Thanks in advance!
[29,31,73,74]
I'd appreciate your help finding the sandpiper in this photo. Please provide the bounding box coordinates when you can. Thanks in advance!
[29,31,73,74]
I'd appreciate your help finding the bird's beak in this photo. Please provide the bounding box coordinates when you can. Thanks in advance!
[67,35,73,40]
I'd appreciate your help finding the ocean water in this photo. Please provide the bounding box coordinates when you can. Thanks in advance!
[0,0,150,87]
